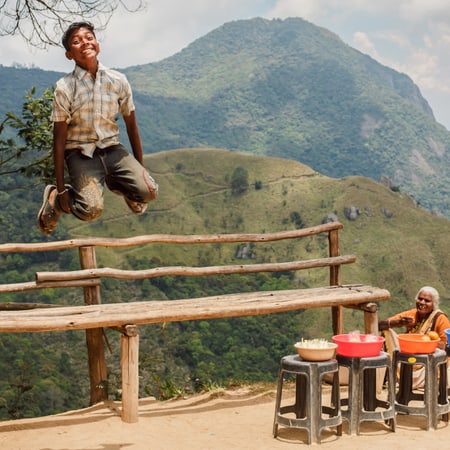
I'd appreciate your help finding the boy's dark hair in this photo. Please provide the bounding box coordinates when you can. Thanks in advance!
[62,22,95,51]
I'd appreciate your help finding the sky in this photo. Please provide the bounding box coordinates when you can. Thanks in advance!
[2,0,450,129]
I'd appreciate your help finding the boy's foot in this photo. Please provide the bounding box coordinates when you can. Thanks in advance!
[125,198,148,215]
[37,185,61,235]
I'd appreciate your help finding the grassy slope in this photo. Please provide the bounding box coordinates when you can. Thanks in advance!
[57,148,450,329]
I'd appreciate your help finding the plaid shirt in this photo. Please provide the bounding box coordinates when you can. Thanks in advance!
[51,63,135,157]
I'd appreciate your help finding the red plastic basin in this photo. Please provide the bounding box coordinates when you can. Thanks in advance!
[332,334,384,357]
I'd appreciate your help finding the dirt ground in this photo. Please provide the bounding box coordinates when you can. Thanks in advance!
[0,383,448,449]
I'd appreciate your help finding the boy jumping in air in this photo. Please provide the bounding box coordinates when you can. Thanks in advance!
[38,21,158,234]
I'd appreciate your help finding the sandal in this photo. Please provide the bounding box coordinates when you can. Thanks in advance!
[125,198,148,215]
[37,185,61,235]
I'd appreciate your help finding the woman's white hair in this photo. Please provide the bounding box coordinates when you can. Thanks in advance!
[416,286,440,310]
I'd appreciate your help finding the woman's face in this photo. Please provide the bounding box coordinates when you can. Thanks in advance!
[415,290,434,317]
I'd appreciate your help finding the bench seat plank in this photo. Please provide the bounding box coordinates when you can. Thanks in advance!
[0,285,389,333]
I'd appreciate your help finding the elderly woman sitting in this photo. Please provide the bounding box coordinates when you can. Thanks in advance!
[378,286,450,389]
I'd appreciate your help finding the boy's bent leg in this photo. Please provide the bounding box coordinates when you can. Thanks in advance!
[70,177,105,221]
[37,185,65,235]
[65,150,105,222]
[104,145,158,215]
[123,166,158,215]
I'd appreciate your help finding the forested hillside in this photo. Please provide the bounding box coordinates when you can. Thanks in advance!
[0,65,61,126]
[0,149,449,419]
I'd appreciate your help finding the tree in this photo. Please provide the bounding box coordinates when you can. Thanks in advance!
[0,87,54,188]
[231,166,249,195]
[0,0,145,48]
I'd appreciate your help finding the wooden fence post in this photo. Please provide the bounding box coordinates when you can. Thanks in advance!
[329,229,343,335]
[79,246,108,404]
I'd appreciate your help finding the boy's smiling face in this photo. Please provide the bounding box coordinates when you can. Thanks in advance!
[65,26,100,69]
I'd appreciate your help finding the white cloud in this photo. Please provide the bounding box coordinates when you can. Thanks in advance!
[352,32,382,61]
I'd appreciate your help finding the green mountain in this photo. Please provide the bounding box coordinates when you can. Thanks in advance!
[123,17,450,217]
[1,17,449,217]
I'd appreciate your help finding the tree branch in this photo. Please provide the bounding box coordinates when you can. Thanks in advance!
[0,0,146,48]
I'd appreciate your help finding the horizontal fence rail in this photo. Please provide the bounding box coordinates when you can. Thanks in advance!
[0,222,342,253]
[35,255,356,283]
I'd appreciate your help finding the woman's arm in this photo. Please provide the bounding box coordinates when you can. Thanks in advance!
[378,314,414,331]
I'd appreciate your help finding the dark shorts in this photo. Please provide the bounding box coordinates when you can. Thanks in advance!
[64,144,158,221]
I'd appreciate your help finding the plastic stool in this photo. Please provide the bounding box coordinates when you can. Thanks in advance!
[393,348,449,430]
[273,355,342,444]
[334,351,396,435]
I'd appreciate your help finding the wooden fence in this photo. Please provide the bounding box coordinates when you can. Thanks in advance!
[0,222,390,422]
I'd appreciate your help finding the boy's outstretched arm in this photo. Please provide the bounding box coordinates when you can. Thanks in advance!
[123,111,144,165]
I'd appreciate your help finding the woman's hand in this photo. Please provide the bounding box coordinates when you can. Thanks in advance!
[396,316,414,326]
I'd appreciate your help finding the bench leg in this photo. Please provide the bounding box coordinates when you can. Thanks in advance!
[121,325,140,423]
[363,306,379,335]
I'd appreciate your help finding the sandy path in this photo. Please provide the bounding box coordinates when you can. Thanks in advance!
[0,384,447,449]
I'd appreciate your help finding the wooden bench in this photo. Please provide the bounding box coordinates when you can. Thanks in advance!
[0,284,389,422]
[0,223,391,422]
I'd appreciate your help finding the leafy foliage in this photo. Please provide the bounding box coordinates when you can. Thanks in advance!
[0,87,54,185]
[231,166,249,195]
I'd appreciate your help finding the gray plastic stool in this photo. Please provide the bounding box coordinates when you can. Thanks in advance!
[393,348,449,430]
[273,354,342,444]
[334,351,396,435]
